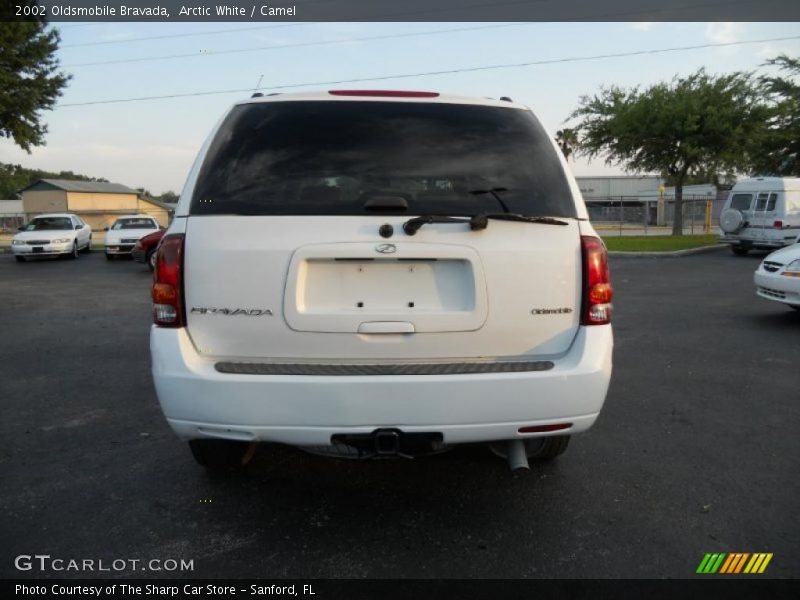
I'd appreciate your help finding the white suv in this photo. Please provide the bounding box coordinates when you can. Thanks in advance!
[150,91,614,470]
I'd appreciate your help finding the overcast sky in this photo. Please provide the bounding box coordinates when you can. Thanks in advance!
[1,21,799,195]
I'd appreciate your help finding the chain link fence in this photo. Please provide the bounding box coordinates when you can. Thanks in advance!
[585,196,727,236]
[0,213,24,233]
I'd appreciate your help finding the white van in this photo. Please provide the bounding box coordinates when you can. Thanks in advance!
[149,90,614,471]
[719,177,800,255]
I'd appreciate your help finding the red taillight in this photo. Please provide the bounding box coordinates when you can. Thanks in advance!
[328,90,439,98]
[581,236,613,325]
[152,233,185,327]
[774,220,783,229]
[518,423,572,433]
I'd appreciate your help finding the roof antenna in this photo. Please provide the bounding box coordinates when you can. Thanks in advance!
[251,74,264,98]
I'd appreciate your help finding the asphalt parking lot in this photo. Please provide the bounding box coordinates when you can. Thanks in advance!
[0,248,798,579]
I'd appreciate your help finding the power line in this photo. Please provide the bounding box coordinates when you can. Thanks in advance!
[58,35,800,108]
[56,23,102,29]
[57,0,773,68]
[55,0,762,53]
[62,23,527,67]
[61,23,309,48]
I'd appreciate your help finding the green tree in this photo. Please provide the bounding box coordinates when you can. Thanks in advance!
[751,55,800,176]
[569,70,769,235]
[659,166,736,188]
[0,162,107,198]
[0,20,71,152]
[157,191,179,204]
[555,128,579,161]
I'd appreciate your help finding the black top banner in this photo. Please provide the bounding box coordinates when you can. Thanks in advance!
[3,0,800,22]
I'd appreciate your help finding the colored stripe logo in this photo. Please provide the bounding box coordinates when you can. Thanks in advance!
[697,553,773,574]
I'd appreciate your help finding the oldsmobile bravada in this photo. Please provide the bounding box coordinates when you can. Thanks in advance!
[150,90,614,470]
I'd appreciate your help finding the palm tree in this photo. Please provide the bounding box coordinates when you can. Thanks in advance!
[555,128,579,161]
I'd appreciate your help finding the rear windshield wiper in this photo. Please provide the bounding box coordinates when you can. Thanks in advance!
[402,215,472,235]
[403,213,569,235]
[469,213,569,230]
[469,187,510,213]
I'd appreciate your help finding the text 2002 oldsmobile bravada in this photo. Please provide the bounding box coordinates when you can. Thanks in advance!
[150,90,614,470]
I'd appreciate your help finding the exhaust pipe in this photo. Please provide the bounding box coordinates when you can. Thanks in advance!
[506,439,529,471]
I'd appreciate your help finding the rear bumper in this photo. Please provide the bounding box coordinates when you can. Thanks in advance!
[719,234,790,248]
[150,325,613,446]
[131,247,148,263]
[105,244,135,255]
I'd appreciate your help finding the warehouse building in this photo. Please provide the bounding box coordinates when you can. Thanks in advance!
[575,175,723,225]
[19,179,172,231]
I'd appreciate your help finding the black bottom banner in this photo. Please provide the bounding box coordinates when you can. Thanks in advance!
[4,579,799,600]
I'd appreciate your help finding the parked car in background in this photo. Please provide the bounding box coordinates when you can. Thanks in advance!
[754,234,800,310]
[132,228,166,270]
[11,213,92,262]
[150,90,614,471]
[105,215,161,260]
[719,177,800,255]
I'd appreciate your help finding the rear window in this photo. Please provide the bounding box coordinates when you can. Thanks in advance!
[767,193,778,211]
[190,101,576,218]
[730,194,752,210]
[112,218,157,230]
[753,192,779,211]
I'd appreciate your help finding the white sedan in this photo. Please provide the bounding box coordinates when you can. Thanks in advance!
[11,214,92,262]
[754,235,800,310]
[104,215,161,259]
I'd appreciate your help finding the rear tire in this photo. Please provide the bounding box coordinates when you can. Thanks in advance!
[15,255,25,263]
[528,435,571,459]
[105,253,114,261]
[790,305,800,311]
[146,248,157,271]
[188,439,257,470]
[489,435,571,462]
[731,245,749,256]
[82,237,92,253]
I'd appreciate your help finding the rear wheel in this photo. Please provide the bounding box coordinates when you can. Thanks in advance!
[188,439,257,469]
[731,245,749,256]
[489,435,571,461]
[105,253,114,261]
[146,248,157,271]
[790,305,800,311]
[82,237,92,253]
[15,255,26,263]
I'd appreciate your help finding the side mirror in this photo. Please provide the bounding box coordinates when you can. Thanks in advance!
[75,224,82,230]
[18,226,25,232]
